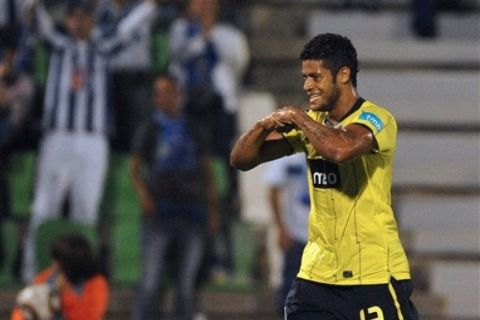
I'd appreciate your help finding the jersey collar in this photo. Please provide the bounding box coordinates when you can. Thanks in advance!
[324,97,365,128]
[338,97,365,122]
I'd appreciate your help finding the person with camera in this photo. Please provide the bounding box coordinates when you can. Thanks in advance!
[11,233,109,320]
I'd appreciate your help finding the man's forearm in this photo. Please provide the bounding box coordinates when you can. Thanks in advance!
[292,110,373,164]
[117,1,157,38]
[230,121,271,171]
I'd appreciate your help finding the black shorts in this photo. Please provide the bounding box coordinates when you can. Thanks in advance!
[285,277,418,320]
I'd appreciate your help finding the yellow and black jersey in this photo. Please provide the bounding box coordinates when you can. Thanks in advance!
[283,98,411,285]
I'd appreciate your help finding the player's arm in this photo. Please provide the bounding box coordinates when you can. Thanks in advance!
[230,114,293,171]
[275,107,375,164]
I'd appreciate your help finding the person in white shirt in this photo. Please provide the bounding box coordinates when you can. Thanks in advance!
[264,153,309,315]
[168,0,249,278]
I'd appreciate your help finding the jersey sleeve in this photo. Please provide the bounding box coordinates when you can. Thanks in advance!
[352,106,397,152]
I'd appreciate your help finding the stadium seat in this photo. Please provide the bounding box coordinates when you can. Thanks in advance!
[9,152,36,220]
[0,152,37,285]
[105,153,141,285]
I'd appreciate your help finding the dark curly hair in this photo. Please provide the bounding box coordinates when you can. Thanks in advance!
[300,33,359,87]
[51,234,98,285]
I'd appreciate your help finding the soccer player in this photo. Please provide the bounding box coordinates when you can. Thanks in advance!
[230,33,418,319]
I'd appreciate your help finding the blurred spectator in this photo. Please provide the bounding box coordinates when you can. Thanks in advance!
[11,233,109,320]
[263,153,309,316]
[411,0,436,38]
[96,0,163,151]
[411,0,476,38]
[168,0,249,279]
[150,0,183,74]
[0,47,34,275]
[21,0,158,282]
[0,0,24,51]
[169,0,249,124]
[217,0,250,32]
[0,0,34,74]
[130,73,219,320]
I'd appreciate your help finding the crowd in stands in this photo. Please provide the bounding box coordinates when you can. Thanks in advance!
[1,0,249,318]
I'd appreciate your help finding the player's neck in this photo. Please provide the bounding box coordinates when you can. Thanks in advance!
[329,88,359,122]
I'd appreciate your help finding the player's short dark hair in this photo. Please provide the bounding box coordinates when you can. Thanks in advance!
[51,233,98,284]
[300,33,359,87]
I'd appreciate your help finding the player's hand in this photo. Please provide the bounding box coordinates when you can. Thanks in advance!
[257,114,277,132]
[271,106,302,132]
[275,106,300,122]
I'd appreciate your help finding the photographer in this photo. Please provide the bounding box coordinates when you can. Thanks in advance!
[11,233,109,320]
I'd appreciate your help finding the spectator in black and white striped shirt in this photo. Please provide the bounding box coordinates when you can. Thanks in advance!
[21,0,159,282]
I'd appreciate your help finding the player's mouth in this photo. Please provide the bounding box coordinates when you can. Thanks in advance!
[309,93,321,104]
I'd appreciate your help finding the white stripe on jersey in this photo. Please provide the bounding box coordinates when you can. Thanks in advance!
[42,38,111,133]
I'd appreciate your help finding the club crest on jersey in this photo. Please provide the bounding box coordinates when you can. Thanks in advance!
[308,159,341,188]
[359,112,384,131]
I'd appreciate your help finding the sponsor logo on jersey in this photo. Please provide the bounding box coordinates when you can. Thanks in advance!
[359,112,384,132]
[308,159,341,189]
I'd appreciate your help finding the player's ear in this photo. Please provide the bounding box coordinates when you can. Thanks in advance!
[337,66,351,85]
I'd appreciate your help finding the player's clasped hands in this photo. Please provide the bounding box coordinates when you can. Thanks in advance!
[259,106,301,132]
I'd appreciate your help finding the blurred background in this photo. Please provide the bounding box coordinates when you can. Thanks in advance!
[0,0,479,319]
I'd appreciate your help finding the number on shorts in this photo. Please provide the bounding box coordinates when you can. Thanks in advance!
[359,306,384,320]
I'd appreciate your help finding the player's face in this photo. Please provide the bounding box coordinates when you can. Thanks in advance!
[302,60,340,112]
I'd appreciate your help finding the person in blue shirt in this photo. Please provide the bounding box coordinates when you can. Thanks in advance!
[130,73,219,320]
